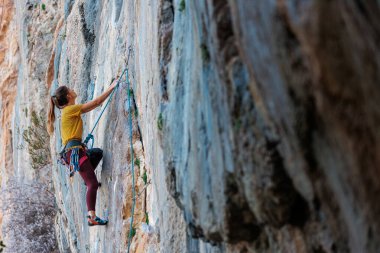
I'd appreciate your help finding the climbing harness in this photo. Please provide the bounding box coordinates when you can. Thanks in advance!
[58,139,86,177]
[69,148,80,176]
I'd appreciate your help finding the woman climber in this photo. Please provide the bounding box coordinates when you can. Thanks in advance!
[47,79,118,226]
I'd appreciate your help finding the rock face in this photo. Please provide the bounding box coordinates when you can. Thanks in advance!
[0,0,58,252]
[0,0,379,253]
[0,0,18,246]
[0,0,18,184]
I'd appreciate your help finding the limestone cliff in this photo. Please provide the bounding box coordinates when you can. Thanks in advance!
[0,0,380,253]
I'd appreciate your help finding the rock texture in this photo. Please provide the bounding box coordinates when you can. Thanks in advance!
[0,0,379,252]
[0,0,18,184]
[0,0,18,246]
[0,0,58,252]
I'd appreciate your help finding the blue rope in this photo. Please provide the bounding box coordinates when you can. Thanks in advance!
[83,69,128,148]
[81,50,136,252]
[125,68,136,253]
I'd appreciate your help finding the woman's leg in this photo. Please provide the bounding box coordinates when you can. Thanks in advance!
[78,158,99,212]
[66,149,107,225]
[79,157,107,225]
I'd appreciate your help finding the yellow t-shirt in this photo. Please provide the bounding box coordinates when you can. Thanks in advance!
[61,104,83,145]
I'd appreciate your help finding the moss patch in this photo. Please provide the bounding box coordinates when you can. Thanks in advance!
[130,227,136,238]
[179,0,186,12]
[142,170,147,185]
[22,110,51,169]
[157,113,163,131]
[134,158,140,167]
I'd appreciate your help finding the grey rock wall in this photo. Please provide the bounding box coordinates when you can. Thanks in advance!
[0,0,379,252]
[1,0,59,252]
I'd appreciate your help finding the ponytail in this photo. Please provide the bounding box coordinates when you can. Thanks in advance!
[47,96,56,135]
[47,85,69,135]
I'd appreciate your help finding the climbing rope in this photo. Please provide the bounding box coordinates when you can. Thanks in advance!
[82,47,136,252]
[125,66,136,253]
[84,46,133,148]
[83,69,126,148]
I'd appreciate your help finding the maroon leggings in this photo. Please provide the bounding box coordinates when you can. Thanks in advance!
[66,149,98,211]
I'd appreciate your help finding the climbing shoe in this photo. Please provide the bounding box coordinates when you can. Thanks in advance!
[87,215,108,226]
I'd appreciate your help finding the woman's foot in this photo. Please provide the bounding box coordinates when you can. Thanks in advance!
[87,215,108,226]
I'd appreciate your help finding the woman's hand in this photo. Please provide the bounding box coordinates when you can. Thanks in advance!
[81,76,121,114]
[110,76,120,89]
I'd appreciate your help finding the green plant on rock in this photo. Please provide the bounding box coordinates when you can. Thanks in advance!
[157,113,163,131]
[130,227,136,238]
[134,158,140,167]
[179,0,186,12]
[142,170,147,185]
[41,3,46,11]
[22,110,51,169]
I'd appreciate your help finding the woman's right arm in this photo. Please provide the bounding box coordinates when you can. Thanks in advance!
[81,79,118,114]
